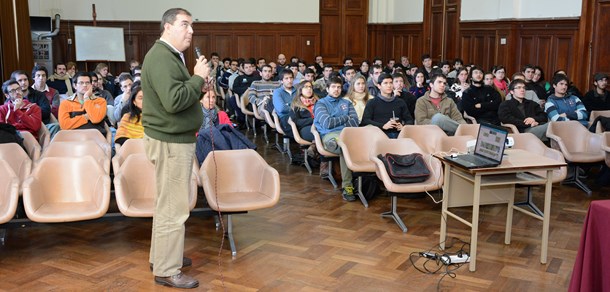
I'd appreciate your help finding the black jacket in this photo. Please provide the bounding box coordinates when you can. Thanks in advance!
[461,85,501,125]
[498,98,547,132]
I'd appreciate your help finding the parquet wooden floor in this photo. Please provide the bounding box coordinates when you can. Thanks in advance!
[0,129,607,291]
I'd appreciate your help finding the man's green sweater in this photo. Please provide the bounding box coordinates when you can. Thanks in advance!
[141,40,204,143]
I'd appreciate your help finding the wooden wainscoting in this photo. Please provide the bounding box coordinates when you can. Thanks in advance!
[367,23,424,65]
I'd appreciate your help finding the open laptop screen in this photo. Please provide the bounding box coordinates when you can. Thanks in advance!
[474,123,508,163]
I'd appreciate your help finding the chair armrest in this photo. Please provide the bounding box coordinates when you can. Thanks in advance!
[93,175,111,211]
[259,166,281,204]
[22,176,43,214]
[586,133,603,153]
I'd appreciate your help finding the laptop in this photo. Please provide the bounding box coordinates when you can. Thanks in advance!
[444,123,509,169]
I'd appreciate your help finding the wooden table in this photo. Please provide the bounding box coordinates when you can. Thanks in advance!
[436,149,566,272]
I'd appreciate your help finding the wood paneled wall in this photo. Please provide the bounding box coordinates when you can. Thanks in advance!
[0,0,34,80]
[53,21,320,75]
[368,18,583,90]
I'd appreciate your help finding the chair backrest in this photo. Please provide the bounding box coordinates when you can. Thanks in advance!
[463,111,478,124]
[38,122,51,149]
[262,108,276,129]
[112,138,145,175]
[41,141,110,173]
[511,132,567,183]
[0,160,19,224]
[117,154,156,199]
[501,123,520,134]
[602,132,610,167]
[51,129,111,157]
[546,121,601,153]
[19,130,41,161]
[0,143,32,184]
[240,89,255,116]
[438,135,475,153]
[272,110,286,135]
[200,149,280,211]
[288,117,312,145]
[455,123,480,137]
[589,110,610,126]
[310,124,338,157]
[398,124,447,154]
[338,126,388,172]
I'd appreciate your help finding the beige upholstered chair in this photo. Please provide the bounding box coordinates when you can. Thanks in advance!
[272,110,292,161]
[398,124,448,154]
[462,111,478,124]
[589,110,610,133]
[252,102,269,143]
[455,123,480,137]
[114,154,198,217]
[370,138,444,232]
[603,132,610,168]
[22,156,111,222]
[199,149,280,256]
[37,122,51,150]
[288,117,314,174]
[546,121,604,195]
[511,133,567,215]
[234,93,251,131]
[501,123,520,134]
[0,160,19,225]
[19,131,41,161]
[261,108,284,153]
[311,124,339,188]
[112,138,145,176]
[0,143,32,191]
[240,90,258,136]
[437,135,476,153]
[40,141,110,174]
[338,126,388,207]
[52,129,111,157]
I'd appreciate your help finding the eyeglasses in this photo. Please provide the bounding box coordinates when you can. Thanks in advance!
[77,81,91,86]
[7,88,20,94]
[513,86,526,90]
[303,85,313,89]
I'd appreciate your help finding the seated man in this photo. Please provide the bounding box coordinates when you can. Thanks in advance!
[10,70,51,124]
[498,79,548,141]
[112,74,135,124]
[461,66,502,125]
[544,74,588,127]
[31,65,60,118]
[505,72,543,107]
[46,63,74,99]
[313,77,359,201]
[1,79,42,136]
[582,72,610,113]
[248,65,280,117]
[272,70,297,135]
[361,73,413,138]
[58,72,108,135]
[414,74,466,135]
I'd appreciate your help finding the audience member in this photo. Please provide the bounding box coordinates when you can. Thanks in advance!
[112,74,135,124]
[341,66,357,94]
[10,70,51,124]
[290,80,319,142]
[367,64,383,97]
[505,73,543,106]
[95,62,117,96]
[313,77,359,201]
[66,61,77,78]
[199,82,232,131]
[1,79,42,136]
[272,70,297,135]
[46,62,74,98]
[359,60,370,80]
[492,65,509,99]
[344,74,373,122]
[58,71,108,134]
[415,74,466,135]
[248,64,281,117]
[523,64,548,101]
[31,65,60,117]
[447,58,464,79]
[461,66,502,125]
[498,79,548,141]
[533,66,551,96]
[361,73,413,138]
[114,85,144,145]
[408,70,428,99]
[544,74,588,127]
[314,64,334,97]
[582,72,610,112]
[392,73,417,118]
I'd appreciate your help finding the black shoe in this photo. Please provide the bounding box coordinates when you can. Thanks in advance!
[150,257,192,271]
[154,272,199,289]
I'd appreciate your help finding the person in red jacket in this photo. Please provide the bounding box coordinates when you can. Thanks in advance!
[1,79,42,136]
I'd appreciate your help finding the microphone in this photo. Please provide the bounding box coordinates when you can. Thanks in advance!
[195,47,202,59]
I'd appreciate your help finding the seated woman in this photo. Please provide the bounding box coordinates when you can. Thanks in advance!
[344,74,373,123]
[114,85,143,146]
[408,70,428,99]
[200,82,232,131]
[289,80,318,142]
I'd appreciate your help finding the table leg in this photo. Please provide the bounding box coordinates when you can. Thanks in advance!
[541,169,552,264]
[469,174,482,272]
[505,184,514,244]
[440,163,452,250]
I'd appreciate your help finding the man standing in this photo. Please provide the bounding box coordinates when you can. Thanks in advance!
[141,8,209,289]
[460,66,502,125]
[498,79,548,141]
[414,74,466,135]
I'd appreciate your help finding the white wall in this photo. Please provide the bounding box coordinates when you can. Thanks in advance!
[461,0,581,21]
[369,0,424,23]
[28,0,319,23]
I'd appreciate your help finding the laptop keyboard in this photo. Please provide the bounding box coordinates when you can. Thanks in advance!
[458,154,494,165]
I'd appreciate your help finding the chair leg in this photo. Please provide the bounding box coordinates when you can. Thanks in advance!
[227,215,237,257]
[273,132,283,153]
[283,138,292,161]
[356,176,369,208]
[303,149,312,174]
[381,195,408,233]
[326,160,338,189]
[514,186,543,216]
[214,215,221,230]
[0,228,5,245]
[252,118,257,136]
[563,165,593,196]
[263,124,269,144]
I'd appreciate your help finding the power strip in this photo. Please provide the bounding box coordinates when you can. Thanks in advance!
[440,254,470,265]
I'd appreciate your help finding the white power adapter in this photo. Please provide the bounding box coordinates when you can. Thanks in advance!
[440,253,470,265]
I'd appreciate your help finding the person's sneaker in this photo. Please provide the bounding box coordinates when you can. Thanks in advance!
[342,186,356,202]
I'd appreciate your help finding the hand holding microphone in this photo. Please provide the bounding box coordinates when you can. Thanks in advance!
[194,47,210,80]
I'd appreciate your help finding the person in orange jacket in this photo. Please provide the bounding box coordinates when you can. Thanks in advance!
[58,71,107,135]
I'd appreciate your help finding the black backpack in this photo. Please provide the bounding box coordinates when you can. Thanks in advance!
[0,123,25,150]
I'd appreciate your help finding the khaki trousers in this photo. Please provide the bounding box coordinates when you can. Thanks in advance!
[144,134,195,277]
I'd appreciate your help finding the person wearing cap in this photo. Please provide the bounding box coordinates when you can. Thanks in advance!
[582,72,610,113]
